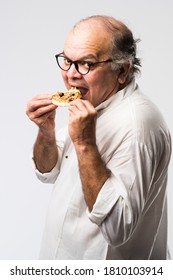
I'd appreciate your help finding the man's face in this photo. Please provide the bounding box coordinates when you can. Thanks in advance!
[61,21,120,107]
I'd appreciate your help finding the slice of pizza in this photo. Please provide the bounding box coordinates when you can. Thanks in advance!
[51,87,81,107]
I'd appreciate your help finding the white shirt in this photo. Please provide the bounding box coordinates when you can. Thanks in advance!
[35,80,171,259]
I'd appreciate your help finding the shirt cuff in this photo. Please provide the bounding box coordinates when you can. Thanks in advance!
[31,154,60,184]
[87,176,126,226]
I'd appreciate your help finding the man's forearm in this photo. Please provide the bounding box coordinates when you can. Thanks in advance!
[33,129,58,173]
[75,143,110,211]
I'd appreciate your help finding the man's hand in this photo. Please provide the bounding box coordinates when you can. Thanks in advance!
[68,99,97,146]
[26,94,57,139]
[68,99,110,211]
[26,94,58,173]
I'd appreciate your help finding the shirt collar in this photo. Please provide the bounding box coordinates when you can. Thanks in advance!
[96,79,137,112]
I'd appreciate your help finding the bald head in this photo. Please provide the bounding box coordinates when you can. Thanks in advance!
[72,15,141,80]
[74,15,123,33]
[65,17,114,60]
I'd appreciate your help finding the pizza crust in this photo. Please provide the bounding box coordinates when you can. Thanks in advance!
[52,87,81,107]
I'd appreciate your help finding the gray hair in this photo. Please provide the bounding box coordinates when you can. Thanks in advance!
[75,15,141,81]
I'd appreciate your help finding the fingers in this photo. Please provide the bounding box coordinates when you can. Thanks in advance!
[69,99,97,117]
[68,99,97,145]
[26,94,52,112]
[26,95,53,115]
[26,94,57,126]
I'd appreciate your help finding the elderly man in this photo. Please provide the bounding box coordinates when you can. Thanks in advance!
[26,15,171,259]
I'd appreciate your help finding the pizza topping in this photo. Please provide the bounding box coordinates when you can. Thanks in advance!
[51,87,81,107]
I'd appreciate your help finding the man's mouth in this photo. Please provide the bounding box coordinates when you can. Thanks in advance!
[76,87,88,97]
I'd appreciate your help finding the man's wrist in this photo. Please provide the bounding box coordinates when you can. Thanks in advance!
[38,128,56,144]
[73,141,97,155]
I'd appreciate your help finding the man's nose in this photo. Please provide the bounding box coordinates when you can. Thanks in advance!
[66,63,82,79]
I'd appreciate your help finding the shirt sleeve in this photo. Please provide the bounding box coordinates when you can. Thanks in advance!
[87,139,154,246]
[32,155,60,184]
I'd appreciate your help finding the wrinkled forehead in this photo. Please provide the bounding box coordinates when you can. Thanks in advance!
[64,21,112,59]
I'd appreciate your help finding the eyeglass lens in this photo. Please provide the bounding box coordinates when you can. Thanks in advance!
[57,55,90,75]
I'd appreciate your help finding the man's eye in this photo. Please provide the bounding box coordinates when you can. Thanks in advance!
[80,61,94,67]
[64,58,71,65]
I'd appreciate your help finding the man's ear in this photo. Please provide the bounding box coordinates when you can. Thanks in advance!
[118,63,131,84]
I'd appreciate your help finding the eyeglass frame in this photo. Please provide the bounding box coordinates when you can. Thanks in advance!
[55,52,113,75]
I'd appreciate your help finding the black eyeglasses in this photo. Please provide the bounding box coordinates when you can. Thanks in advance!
[55,52,113,75]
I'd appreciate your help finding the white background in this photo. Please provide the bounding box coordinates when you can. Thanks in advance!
[0,0,172,259]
